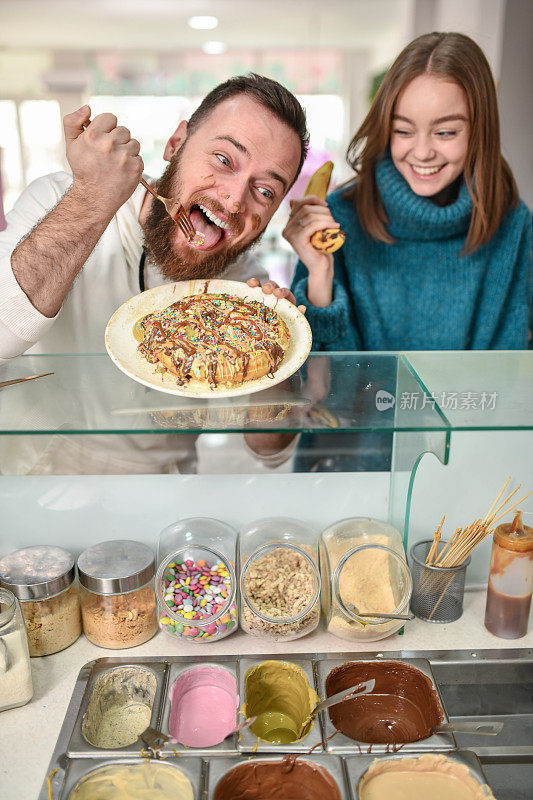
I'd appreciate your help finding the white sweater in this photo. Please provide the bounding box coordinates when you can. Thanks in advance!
[0,173,269,474]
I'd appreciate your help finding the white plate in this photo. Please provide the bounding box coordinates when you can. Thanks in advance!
[105,279,312,398]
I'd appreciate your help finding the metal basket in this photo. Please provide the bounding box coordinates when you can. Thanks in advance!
[410,540,470,623]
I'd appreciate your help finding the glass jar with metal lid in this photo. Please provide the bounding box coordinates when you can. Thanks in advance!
[239,517,321,641]
[78,540,158,649]
[0,587,33,711]
[0,545,81,656]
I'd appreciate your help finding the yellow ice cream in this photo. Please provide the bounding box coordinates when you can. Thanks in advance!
[68,761,194,800]
[243,660,319,744]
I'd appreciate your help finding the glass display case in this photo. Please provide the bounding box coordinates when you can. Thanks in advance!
[0,351,531,582]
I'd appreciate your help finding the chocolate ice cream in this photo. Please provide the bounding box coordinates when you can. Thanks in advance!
[213,759,342,800]
[325,660,443,744]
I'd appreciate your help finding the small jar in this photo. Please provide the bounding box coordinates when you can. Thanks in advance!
[0,545,81,656]
[320,517,412,641]
[239,517,321,641]
[0,588,33,711]
[484,512,533,639]
[78,540,158,649]
[156,518,238,643]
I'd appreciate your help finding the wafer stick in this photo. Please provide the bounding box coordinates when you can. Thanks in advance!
[439,520,482,566]
[426,516,445,565]
[434,526,463,566]
[428,573,456,620]
[420,478,531,620]
[490,491,532,526]
[417,525,462,596]
[435,489,530,568]
[485,485,522,525]
[442,524,490,567]
[481,477,510,525]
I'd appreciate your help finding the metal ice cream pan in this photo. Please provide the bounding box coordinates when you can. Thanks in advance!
[316,656,454,754]
[237,656,325,754]
[159,660,240,756]
[206,754,349,800]
[344,749,493,800]
[57,756,204,800]
[67,660,168,757]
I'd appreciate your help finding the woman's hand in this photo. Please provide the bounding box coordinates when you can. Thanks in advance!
[282,195,338,306]
[246,278,306,315]
[282,196,339,271]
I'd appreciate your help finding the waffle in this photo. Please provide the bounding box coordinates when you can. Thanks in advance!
[136,292,291,389]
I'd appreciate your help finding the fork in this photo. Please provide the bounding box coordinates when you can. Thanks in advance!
[139,177,204,245]
[81,117,203,246]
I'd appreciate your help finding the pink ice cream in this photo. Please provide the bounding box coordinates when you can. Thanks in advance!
[168,665,239,747]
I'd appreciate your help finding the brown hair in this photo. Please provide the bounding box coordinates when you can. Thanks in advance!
[186,73,309,187]
[345,32,519,253]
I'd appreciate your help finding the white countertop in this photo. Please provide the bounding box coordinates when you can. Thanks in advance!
[1,588,531,800]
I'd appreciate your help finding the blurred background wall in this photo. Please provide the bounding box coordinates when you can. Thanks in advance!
[0,0,531,281]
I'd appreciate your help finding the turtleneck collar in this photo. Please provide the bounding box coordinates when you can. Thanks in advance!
[375,152,472,241]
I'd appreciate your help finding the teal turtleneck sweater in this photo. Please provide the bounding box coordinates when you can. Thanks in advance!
[291,155,532,350]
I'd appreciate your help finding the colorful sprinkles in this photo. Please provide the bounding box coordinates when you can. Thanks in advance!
[136,293,288,388]
[159,557,237,640]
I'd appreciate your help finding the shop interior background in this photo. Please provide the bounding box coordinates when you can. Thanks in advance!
[0,0,531,483]
[0,0,531,291]
[0,0,531,592]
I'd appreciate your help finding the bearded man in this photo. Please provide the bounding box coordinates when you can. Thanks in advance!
[0,74,308,474]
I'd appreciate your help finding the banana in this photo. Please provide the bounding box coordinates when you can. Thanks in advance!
[303,161,334,199]
[303,161,346,254]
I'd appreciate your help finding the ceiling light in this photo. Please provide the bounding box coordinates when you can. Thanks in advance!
[202,41,227,55]
[188,15,218,30]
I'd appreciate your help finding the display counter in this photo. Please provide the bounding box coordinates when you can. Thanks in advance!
[0,350,532,798]
[1,592,532,799]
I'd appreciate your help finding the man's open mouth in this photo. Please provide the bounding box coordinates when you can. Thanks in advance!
[188,203,232,250]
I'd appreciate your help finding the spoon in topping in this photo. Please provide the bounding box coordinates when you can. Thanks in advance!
[224,716,257,740]
[346,602,414,621]
[295,679,375,739]
[356,611,415,621]
[139,177,204,246]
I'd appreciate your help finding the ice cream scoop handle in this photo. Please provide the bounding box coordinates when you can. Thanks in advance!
[313,679,375,715]
[433,721,503,735]
[224,716,257,739]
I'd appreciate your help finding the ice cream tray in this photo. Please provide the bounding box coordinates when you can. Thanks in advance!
[39,652,493,800]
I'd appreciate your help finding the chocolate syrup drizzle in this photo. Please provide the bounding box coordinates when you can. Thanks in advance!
[138,293,288,388]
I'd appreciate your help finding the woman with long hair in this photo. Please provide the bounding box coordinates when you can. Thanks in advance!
[285,32,531,350]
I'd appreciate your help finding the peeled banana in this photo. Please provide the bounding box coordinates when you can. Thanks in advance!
[303,161,346,254]
[303,161,334,198]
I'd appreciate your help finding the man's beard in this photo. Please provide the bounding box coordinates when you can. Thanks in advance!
[142,149,263,282]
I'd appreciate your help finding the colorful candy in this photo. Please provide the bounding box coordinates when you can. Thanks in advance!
[159,557,237,640]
